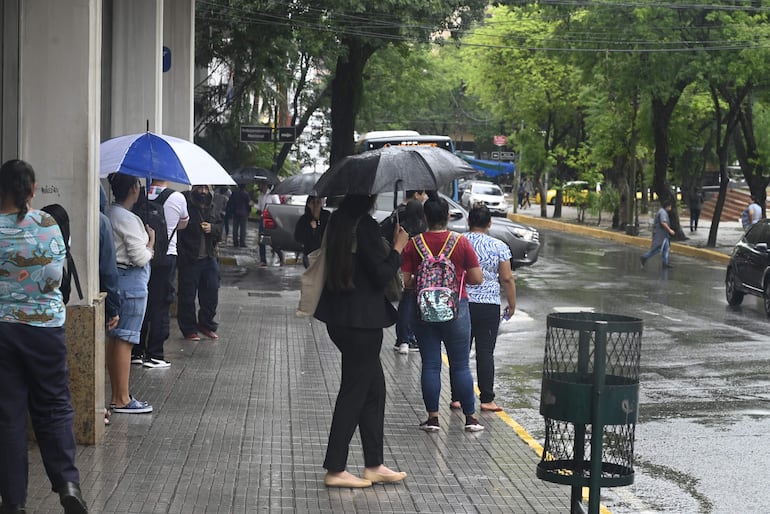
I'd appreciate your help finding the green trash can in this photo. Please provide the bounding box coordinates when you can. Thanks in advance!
[537,312,642,514]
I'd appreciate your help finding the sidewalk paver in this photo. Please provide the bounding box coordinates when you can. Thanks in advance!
[24,282,570,513]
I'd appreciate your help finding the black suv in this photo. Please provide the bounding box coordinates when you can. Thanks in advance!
[726,219,770,315]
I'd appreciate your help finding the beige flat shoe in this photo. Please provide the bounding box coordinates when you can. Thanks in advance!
[363,469,407,484]
[323,473,372,488]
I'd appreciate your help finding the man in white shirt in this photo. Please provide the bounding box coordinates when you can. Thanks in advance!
[256,180,282,266]
[133,180,189,367]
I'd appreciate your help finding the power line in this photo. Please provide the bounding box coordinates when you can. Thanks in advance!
[196,0,770,53]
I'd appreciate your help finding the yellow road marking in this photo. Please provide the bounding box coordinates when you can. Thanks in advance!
[440,352,613,514]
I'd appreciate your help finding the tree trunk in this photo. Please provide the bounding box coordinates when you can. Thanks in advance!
[651,94,685,240]
[329,39,376,166]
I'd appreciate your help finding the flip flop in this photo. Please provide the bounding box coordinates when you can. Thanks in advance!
[480,405,503,412]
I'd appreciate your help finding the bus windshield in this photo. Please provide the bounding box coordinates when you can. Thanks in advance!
[355,131,458,199]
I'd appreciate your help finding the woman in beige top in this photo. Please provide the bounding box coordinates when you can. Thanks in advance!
[105,173,155,414]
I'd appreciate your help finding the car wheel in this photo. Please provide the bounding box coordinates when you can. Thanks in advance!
[725,268,744,306]
[764,282,770,317]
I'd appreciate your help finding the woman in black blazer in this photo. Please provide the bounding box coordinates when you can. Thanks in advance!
[314,194,409,488]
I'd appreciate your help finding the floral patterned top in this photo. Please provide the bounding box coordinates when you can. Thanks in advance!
[464,231,512,305]
[0,210,66,327]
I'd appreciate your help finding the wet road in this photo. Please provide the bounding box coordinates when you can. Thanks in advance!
[221,232,770,513]
[497,230,770,514]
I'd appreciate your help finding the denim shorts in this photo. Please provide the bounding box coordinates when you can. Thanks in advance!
[110,264,150,344]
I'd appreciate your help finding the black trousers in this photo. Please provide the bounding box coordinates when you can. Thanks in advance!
[177,256,220,336]
[469,302,501,404]
[0,323,79,506]
[323,325,385,472]
[137,255,177,359]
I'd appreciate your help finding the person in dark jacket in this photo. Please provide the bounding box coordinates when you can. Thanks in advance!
[294,196,331,268]
[380,190,428,354]
[228,184,252,247]
[314,194,409,489]
[177,185,223,341]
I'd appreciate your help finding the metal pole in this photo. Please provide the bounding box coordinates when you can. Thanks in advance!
[571,329,591,514]
[588,321,609,514]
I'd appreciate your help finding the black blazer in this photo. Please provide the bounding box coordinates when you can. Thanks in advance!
[314,214,401,329]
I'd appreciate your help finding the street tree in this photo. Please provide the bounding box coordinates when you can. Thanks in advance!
[460,5,584,219]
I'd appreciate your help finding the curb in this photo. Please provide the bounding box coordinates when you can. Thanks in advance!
[508,213,731,265]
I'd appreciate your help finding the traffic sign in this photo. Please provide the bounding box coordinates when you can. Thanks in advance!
[494,135,507,146]
[275,126,297,143]
[240,125,272,142]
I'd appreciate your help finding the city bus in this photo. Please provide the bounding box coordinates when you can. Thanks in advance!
[355,131,460,200]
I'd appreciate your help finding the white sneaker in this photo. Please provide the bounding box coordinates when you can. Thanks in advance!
[398,343,409,354]
[143,357,171,369]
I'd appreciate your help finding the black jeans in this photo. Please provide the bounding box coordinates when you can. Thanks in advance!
[323,325,385,472]
[469,302,501,404]
[177,256,220,336]
[137,255,177,359]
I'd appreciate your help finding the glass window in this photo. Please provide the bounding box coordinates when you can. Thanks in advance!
[473,184,503,196]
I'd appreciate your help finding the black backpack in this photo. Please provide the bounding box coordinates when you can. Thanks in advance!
[41,204,83,304]
[132,187,176,266]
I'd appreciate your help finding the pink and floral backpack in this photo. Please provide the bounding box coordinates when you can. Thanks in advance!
[413,232,463,322]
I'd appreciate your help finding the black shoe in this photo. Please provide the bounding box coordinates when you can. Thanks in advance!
[0,504,26,513]
[58,482,88,514]
[663,263,674,269]
[639,256,646,268]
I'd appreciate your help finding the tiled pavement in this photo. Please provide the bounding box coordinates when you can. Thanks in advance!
[24,267,570,512]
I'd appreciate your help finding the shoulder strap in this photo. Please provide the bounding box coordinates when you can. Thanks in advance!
[439,232,460,259]
[66,251,84,301]
[154,187,175,205]
[414,233,434,261]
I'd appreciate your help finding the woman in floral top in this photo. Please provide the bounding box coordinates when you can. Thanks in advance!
[0,159,87,513]
[461,204,517,413]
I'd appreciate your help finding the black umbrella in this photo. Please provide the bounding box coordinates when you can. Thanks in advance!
[230,166,281,185]
[270,172,324,196]
[312,146,477,198]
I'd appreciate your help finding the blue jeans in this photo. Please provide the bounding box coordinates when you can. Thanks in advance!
[395,290,418,344]
[642,237,670,265]
[415,299,476,415]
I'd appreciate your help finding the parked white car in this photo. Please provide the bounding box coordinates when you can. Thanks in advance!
[461,181,509,216]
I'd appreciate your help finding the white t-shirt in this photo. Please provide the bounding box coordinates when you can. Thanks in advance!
[257,191,280,213]
[147,186,189,256]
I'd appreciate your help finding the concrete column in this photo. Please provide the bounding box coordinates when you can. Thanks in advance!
[1,0,21,159]
[17,0,104,444]
[111,0,163,135]
[162,0,194,140]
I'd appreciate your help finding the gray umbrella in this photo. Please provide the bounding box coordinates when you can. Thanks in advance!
[270,172,324,195]
[230,166,281,185]
[312,146,476,198]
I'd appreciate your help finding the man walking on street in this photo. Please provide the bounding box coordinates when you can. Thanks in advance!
[133,180,189,368]
[641,199,675,269]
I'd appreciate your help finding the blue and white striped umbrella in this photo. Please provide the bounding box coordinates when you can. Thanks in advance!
[100,132,236,186]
